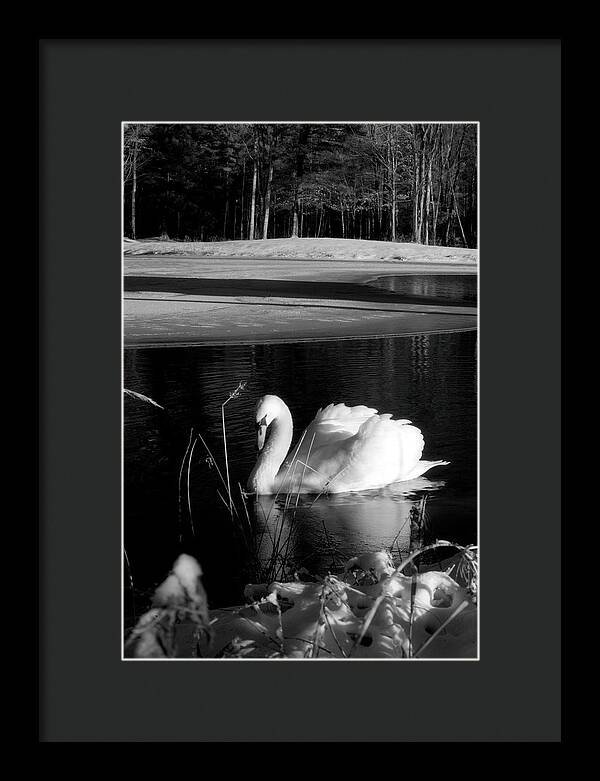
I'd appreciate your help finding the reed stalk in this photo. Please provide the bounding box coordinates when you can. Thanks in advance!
[186,436,198,536]
[177,428,195,541]
[220,380,247,518]
[124,547,137,620]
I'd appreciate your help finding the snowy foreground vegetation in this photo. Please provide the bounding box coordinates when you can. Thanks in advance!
[125,546,478,660]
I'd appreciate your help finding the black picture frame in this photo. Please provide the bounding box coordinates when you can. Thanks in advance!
[39,38,561,742]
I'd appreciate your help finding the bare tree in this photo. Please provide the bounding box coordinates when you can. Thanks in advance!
[123,124,153,239]
[261,126,278,240]
[248,127,259,240]
[290,126,311,237]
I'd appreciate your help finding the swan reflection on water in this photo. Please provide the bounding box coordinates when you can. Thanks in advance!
[250,476,445,575]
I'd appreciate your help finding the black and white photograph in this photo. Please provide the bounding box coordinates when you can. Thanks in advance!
[122,121,479,660]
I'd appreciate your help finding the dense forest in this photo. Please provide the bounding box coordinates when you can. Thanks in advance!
[123,123,477,248]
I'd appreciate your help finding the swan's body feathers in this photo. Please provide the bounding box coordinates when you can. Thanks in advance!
[300,415,427,493]
[285,402,379,470]
[402,459,450,481]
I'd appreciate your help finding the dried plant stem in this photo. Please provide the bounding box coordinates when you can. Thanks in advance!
[272,461,300,571]
[186,436,198,536]
[178,428,195,540]
[294,434,315,512]
[264,429,307,523]
[388,513,411,557]
[394,541,465,576]
[256,501,277,552]
[237,482,253,535]
[216,489,233,514]
[221,403,233,515]
[286,637,334,655]
[324,607,347,657]
[294,461,329,480]
[124,547,137,620]
[255,436,315,582]
[124,389,164,410]
[307,463,351,508]
[273,434,318,579]
[196,432,240,522]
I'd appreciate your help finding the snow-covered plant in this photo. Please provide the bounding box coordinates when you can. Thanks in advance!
[125,554,214,658]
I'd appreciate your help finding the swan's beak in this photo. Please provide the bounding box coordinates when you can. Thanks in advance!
[257,425,267,451]
[256,414,268,451]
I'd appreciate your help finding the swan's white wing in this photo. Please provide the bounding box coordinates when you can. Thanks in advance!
[284,403,379,471]
[302,415,426,493]
[402,458,450,480]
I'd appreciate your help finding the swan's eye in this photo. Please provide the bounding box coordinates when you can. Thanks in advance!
[256,414,268,429]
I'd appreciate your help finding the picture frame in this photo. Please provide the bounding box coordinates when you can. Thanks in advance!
[39,37,561,742]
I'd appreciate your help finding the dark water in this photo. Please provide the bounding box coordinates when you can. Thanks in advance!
[124,331,477,614]
[368,274,477,305]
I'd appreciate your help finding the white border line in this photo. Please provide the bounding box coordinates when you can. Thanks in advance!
[121,120,480,662]
[476,121,480,660]
[121,122,124,662]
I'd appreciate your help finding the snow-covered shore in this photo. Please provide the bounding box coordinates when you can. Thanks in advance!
[123,237,478,265]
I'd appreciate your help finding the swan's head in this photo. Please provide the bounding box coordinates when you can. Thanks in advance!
[254,394,285,451]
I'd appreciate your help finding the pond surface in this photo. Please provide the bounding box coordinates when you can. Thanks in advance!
[368,274,477,306]
[124,331,477,616]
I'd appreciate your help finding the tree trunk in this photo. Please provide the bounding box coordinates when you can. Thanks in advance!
[388,126,397,242]
[424,158,432,245]
[291,126,311,237]
[445,204,454,246]
[261,141,274,240]
[391,169,397,242]
[418,141,427,243]
[451,182,468,247]
[412,125,421,243]
[317,208,323,237]
[240,158,246,239]
[131,126,139,239]
[248,133,258,240]
[291,200,299,237]
[223,198,229,240]
[432,179,441,246]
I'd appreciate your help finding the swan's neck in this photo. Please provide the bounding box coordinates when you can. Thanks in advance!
[248,404,294,494]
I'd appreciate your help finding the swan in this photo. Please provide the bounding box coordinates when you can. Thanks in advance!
[247,394,449,496]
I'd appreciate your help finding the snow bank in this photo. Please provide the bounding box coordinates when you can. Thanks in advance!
[123,237,478,264]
